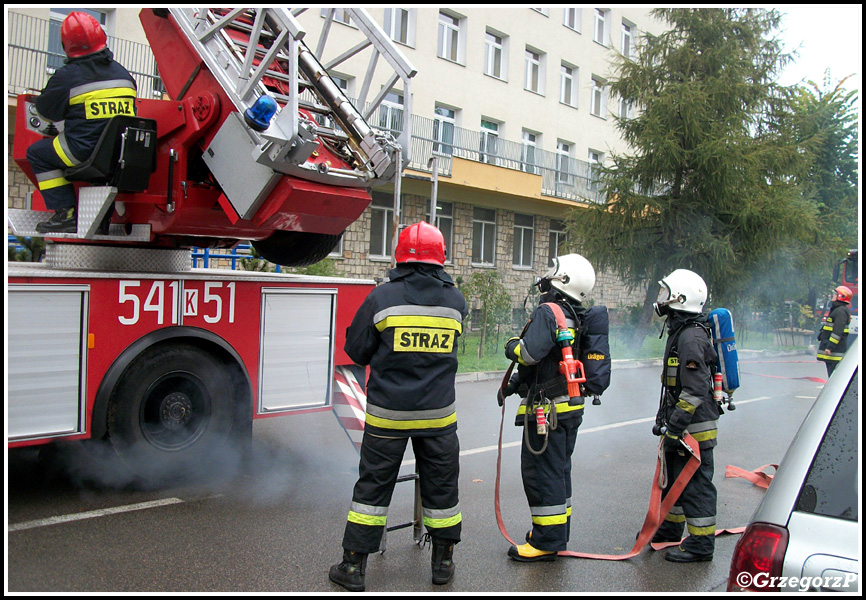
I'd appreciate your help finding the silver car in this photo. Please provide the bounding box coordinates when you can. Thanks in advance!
[727,336,859,592]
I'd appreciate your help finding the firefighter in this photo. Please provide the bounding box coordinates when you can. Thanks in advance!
[27,11,137,234]
[652,269,719,562]
[329,221,468,592]
[817,285,853,377]
[499,254,598,562]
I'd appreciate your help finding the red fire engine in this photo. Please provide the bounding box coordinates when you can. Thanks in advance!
[8,8,415,480]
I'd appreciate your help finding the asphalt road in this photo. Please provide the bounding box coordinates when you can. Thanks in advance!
[6,352,828,593]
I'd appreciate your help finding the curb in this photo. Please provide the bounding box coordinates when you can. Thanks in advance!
[455,349,814,385]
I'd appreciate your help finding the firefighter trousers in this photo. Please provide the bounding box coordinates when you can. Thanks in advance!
[520,414,581,552]
[342,431,461,554]
[657,445,717,555]
[26,137,82,211]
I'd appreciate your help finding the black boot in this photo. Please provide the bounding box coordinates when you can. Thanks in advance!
[328,550,367,592]
[36,207,77,234]
[431,540,455,585]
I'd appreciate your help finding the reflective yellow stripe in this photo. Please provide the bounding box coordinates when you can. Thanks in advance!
[52,136,76,167]
[38,175,71,190]
[687,524,716,536]
[532,513,568,526]
[423,513,462,528]
[364,411,457,431]
[517,400,584,416]
[691,429,717,442]
[817,353,843,362]
[665,513,686,523]
[376,315,462,334]
[676,399,697,414]
[347,510,387,527]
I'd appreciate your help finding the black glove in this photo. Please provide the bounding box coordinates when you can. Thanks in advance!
[497,380,518,407]
[663,430,682,450]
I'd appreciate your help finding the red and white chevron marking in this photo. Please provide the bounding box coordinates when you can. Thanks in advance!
[333,366,367,453]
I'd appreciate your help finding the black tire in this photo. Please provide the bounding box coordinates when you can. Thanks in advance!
[107,343,238,483]
[252,230,342,267]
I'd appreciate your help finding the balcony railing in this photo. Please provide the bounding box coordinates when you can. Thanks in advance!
[8,11,604,205]
[8,12,165,99]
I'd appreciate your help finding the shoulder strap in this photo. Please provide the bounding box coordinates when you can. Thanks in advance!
[541,302,569,330]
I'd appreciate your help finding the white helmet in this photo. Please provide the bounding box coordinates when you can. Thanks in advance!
[657,269,708,314]
[542,253,595,303]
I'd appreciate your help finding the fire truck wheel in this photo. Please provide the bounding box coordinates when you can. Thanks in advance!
[252,230,342,267]
[107,343,236,482]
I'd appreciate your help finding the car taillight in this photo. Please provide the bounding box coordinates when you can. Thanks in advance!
[727,523,789,592]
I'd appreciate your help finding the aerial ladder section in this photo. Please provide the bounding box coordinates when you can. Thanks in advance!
[10,7,416,268]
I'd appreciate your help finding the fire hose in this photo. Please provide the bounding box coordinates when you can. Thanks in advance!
[494,365,770,559]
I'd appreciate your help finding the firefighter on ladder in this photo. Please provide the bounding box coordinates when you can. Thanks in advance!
[27,11,137,234]
[817,285,852,377]
[329,221,468,591]
[652,269,719,562]
[498,254,598,562]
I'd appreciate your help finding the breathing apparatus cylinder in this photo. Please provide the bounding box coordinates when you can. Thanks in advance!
[556,327,586,401]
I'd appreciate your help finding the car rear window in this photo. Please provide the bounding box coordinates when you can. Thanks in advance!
[795,370,858,521]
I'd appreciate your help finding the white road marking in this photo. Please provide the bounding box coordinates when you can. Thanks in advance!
[9,497,185,532]
[402,396,774,466]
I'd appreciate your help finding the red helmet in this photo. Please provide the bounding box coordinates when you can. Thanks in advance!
[834,285,853,303]
[61,12,107,58]
[395,221,446,266]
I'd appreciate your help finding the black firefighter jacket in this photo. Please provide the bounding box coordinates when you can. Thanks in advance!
[344,264,468,438]
[817,301,851,363]
[35,48,137,164]
[662,313,720,450]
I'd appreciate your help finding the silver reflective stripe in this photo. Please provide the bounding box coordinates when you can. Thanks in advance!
[679,391,704,408]
[530,503,568,517]
[365,402,456,422]
[350,501,388,516]
[35,169,67,182]
[518,339,539,365]
[69,79,137,99]
[686,420,718,434]
[373,304,464,323]
[686,516,716,527]
[422,504,461,520]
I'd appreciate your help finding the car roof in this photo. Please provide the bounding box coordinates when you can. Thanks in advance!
[750,336,860,526]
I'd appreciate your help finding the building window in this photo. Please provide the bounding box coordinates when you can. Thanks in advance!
[433,105,456,156]
[524,48,544,94]
[531,8,549,17]
[378,91,404,137]
[591,77,606,118]
[588,150,604,193]
[369,192,395,259]
[480,119,500,165]
[521,130,538,174]
[428,200,454,263]
[618,97,633,121]
[438,12,461,63]
[556,141,572,184]
[621,21,633,58]
[321,8,353,26]
[472,207,496,266]
[385,8,414,46]
[513,213,535,268]
[549,220,567,266]
[560,63,577,107]
[593,8,608,46]
[484,31,504,79]
[563,8,581,32]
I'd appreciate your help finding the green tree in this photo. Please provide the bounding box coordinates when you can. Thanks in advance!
[787,74,859,306]
[565,8,817,348]
[460,271,511,359]
[8,236,46,262]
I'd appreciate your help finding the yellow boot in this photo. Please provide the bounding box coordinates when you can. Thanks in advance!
[507,542,557,562]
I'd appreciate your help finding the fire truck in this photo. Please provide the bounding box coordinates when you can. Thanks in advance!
[7,8,415,480]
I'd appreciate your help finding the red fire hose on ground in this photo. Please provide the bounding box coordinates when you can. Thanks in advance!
[493,391,774,560]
